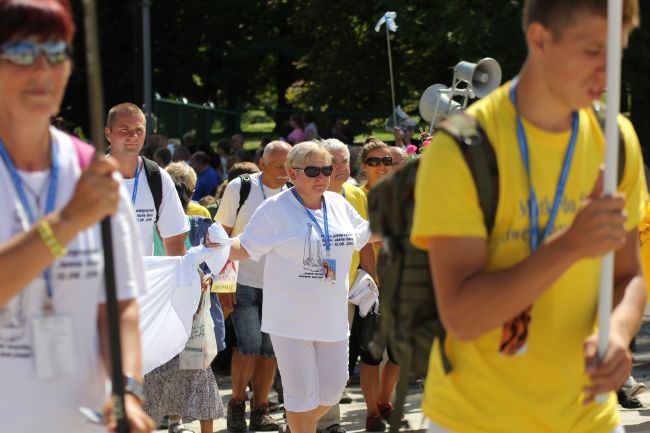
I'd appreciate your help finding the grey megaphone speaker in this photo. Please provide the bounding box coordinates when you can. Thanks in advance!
[419,84,462,124]
[453,57,502,98]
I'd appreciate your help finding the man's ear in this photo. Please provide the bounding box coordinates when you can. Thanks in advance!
[527,22,554,57]
[104,127,111,144]
[258,158,266,170]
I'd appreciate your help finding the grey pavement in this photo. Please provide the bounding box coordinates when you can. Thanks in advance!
[160,304,650,433]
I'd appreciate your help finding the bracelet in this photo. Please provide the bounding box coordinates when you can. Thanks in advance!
[37,220,68,259]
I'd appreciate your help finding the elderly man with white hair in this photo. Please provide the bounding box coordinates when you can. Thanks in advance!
[215,140,292,432]
[223,141,381,433]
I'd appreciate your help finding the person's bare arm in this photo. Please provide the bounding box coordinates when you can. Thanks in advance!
[359,243,377,281]
[217,225,237,313]
[162,232,186,256]
[583,229,646,402]
[98,299,154,433]
[428,183,627,341]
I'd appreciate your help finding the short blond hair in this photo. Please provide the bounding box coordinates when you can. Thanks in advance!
[106,102,145,129]
[286,141,332,169]
[165,162,197,192]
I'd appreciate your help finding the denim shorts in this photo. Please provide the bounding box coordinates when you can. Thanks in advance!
[231,283,275,358]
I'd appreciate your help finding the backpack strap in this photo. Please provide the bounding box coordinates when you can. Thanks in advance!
[437,114,500,233]
[70,135,95,170]
[141,157,163,224]
[592,102,626,185]
[236,174,252,217]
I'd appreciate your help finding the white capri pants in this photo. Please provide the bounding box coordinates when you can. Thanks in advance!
[270,334,349,412]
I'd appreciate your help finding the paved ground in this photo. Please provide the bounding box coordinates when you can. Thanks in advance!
[162,305,650,433]
[158,377,427,433]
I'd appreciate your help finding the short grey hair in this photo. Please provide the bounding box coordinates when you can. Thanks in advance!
[286,141,332,169]
[321,138,350,160]
[262,140,292,161]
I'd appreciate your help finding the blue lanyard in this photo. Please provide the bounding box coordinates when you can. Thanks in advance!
[341,187,346,198]
[509,79,579,252]
[131,157,141,205]
[291,189,331,253]
[259,174,268,200]
[0,137,59,299]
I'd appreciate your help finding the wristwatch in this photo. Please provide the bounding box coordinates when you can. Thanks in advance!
[124,375,145,402]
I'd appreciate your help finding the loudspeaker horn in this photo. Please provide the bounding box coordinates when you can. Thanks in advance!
[419,84,462,124]
[453,57,502,98]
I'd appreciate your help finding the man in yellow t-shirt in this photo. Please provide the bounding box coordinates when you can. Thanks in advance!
[411,1,646,433]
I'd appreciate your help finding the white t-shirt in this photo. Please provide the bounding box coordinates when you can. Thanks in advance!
[239,190,371,341]
[121,161,189,255]
[215,172,285,288]
[0,127,145,433]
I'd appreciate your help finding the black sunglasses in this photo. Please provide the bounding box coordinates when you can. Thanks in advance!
[364,156,393,167]
[295,165,333,178]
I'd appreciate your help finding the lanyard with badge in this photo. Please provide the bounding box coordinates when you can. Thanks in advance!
[131,157,141,205]
[0,137,75,378]
[291,189,336,284]
[500,79,579,356]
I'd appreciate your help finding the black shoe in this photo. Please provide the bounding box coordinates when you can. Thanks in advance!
[339,390,352,404]
[618,390,643,409]
[325,424,346,433]
[365,415,387,432]
[227,399,248,432]
[250,403,280,431]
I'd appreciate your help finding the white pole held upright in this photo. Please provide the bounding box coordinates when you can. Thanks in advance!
[375,12,398,129]
[596,0,622,403]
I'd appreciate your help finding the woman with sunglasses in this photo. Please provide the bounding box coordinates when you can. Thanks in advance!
[0,1,153,432]
[358,138,394,194]
[355,137,402,431]
[215,141,379,433]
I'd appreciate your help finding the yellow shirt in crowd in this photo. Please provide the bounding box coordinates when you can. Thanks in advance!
[187,200,212,218]
[411,82,647,433]
[342,182,367,287]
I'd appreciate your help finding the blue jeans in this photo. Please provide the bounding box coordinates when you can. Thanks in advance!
[209,293,226,352]
[231,283,275,358]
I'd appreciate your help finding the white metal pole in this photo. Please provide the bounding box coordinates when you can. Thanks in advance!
[596,0,622,403]
[385,24,397,129]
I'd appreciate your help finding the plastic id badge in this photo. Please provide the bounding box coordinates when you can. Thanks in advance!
[323,258,336,284]
[32,315,75,379]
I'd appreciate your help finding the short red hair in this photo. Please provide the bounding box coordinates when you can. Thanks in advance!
[0,0,75,46]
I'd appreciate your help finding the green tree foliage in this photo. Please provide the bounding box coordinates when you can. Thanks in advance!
[59,0,650,152]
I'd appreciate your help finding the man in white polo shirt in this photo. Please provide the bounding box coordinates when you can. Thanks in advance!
[216,140,291,432]
[105,103,189,256]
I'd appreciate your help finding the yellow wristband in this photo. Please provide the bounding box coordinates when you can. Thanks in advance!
[37,220,68,259]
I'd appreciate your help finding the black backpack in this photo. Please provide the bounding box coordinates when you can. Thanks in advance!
[367,106,625,433]
[141,157,163,224]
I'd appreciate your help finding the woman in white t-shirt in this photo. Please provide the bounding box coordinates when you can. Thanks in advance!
[222,141,378,433]
[0,1,153,432]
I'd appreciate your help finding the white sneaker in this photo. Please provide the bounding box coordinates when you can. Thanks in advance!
[622,376,647,397]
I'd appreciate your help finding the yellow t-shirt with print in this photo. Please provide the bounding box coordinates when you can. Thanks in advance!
[411,82,647,433]
[342,182,367,287]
